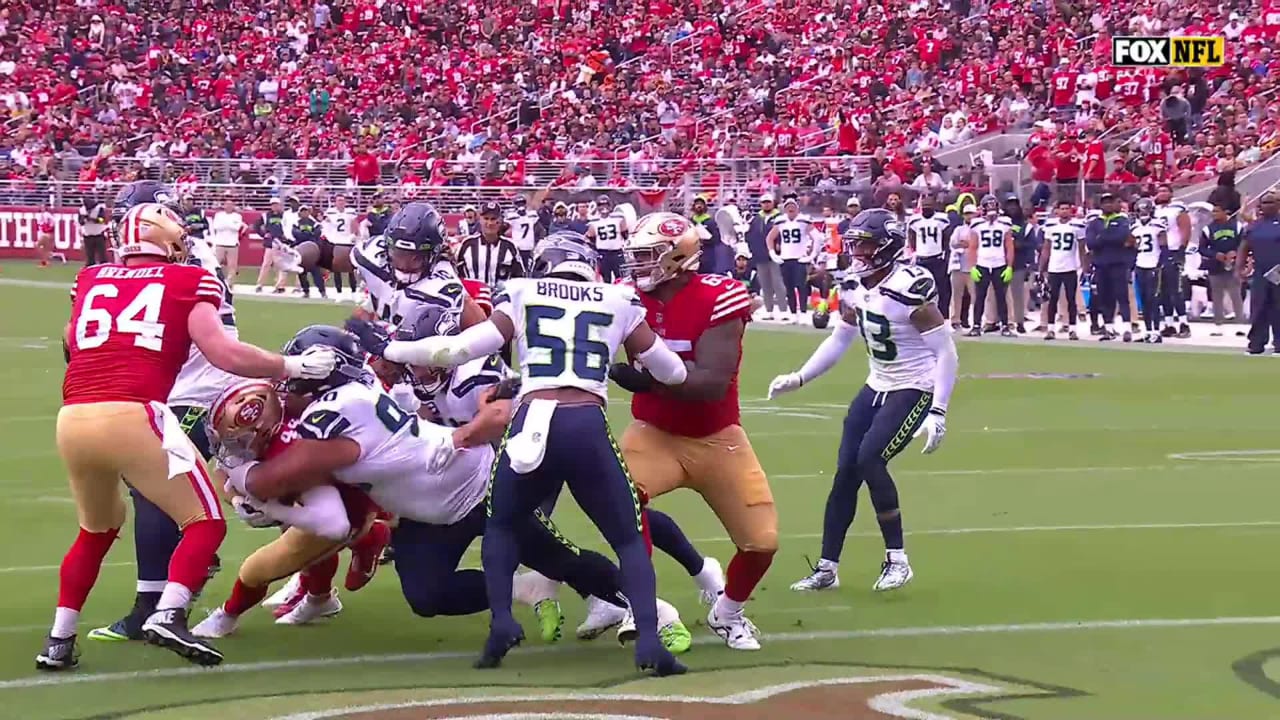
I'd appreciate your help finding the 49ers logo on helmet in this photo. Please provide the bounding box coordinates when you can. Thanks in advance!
[236,398,265,427]
[658,217,689,236]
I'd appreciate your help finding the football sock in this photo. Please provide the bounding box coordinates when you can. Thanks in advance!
[333,272,345,294]
[878,512,905,550]
[480,524,522,625]
[52,607,79,639]
[57,527,120,614]
[614,538,660,640]
[820,467,861,563]
[724,549,774,602]
[166,519,226,594]
[715,593,746,617]
[131,489,181,591]
[156,582,193,612]
[887,548,909,564]
[225,579,268,616]
[647,509,704,577]
[302,554,340,596]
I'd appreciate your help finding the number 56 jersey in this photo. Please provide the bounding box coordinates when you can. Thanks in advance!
[840,265,938,393]
[495,277,647,403]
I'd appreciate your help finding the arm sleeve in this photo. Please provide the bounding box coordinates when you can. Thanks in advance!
[919,323,958,413]
[635,338,688,385]
[382,320,507,367]
[797,315,858,385]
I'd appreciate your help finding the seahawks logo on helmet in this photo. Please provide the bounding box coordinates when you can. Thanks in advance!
[280,325,370,398]
[843,208,907,279]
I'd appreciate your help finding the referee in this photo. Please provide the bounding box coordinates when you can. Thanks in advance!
[455,201,524,287]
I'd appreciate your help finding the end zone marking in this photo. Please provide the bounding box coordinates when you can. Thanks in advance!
[5,615,1280,691]
[1168,450,1280,463]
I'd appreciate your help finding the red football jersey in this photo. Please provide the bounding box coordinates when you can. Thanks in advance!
[63,262,222,405]
[631,274,752,438]
[462,278,493,316]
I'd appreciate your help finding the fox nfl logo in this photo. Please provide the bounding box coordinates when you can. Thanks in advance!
[1112,36,1225,67]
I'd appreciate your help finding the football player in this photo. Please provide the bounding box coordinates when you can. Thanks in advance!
[967,194,1015,337]
[608,212,772,651]
[1037,200,1087,340]
[1154,185,1193,337]
[47,197,337,670]
[88,181,235,645]
[1132,198,1169,343]
[586,195,628,283]
[358,232,690,676]
[907,196,952,318]
[322,194,361,302]
[222,325,643,663]
[769,209,958,594]
[351,201,486,329]
[505,195,542,267]
[192,380,382,638]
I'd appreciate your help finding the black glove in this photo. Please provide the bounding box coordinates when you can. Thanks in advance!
[608,362,657,393]
[491,377,522,400]
[344,317,390,357]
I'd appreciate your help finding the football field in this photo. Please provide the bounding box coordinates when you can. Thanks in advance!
[2,262,1279,720]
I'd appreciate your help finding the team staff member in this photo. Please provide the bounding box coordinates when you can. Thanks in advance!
[291,205,328,299]
[689,195,724,275]
[79,195,110,266]
[255,198,289,293]
[363,192,393,238]
[208,197,246,282]
[1198,202,1246,337]
[179,195,208,242]
[1005,195,1039,334]
[1085,193,1135,341]
[746,194,786,320]
[1237,192,1280,354]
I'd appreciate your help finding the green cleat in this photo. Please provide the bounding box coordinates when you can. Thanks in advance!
[86,622,136,642]
[533,599,564,643]
[659,619,693,654]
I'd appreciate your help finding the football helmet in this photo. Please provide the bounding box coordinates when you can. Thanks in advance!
[280,325,369,397]
[384,201,448,286]
[623,212,701,291]
[208,379,285,463]
[980,194,1000,216]
[530,231,599,282]
[395,304,463,396]
[1134,197,1156,221]
[843,208,906,278]
[112,180,186,262]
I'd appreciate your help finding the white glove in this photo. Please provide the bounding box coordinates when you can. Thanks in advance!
[767,372,803,400]
[222,460,259,497]
[231,494,281,529]
[282,346,339,379]
[768,252,784,264]
[913,410,947,454]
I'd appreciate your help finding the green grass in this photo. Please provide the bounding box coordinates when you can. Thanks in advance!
[1,261,1279,719]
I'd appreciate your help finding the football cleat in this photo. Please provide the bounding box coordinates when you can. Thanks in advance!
[1068,329,1079,341]
[1177,323,1192,339]
[635,636,688,677]
[191,607,241,639]
[656,598,691,654]
[616,609,637,645]
[577,596,628,640]
[533,599,564,643]
[873,553,914,592]
[263,573,301,608]
[1044,330,1056,341]
[790,557,840,592]
[142,608,224,666]
[35,634,80,671]
[695,557,726,606]
[1161,325,1177,337]
[275,591,343,625]
[474,617,525,669]
[87,598,151,642]
[707,601,761,651]
[345,520,391,592]
[1015,323,1026,334]
[1000,326,1015,338]
[966,327,982,337]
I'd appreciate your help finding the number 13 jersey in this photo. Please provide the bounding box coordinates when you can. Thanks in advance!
[839,265,938,393]
[495,278,647,403]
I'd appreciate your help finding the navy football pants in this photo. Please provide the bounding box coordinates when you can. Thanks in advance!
[820,385,932,563]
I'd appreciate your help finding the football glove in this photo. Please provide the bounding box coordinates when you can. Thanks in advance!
[282,346,339,379]
[608,362,657,393]
[767,372,803,400]
[231,495,281,529]
[969,267,982,282]
[491,377,522,400]
[344,317,391,357]
[913,409,947,454]
[222,460,259,498]
[1000,266,1014,283]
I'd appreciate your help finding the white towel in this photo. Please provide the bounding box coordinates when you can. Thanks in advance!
[507,398,557,474]
[149,401,199,479]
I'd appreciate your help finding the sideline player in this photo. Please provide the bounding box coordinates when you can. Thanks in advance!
[967,195,1015,337]
[1038,200,1087,340]
[608,212,773,651]
[362,232,690,675]
[769,208,958,594]
[45,201,337,670]
[222,325,639,658]
[586,195,628,283]
[1154,185,1193,338]
[322,194,361,301]
[1132,198,1169,343]
[88,181,235,644]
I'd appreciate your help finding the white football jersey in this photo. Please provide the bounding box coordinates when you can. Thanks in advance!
[772,216,814,260]
[1040,218,1087,273]
[908,213,949,258]
[505,210,540,252]
[839,264,938,393]
[589,215,627,251]
[970,216,1012,268]
[414,355,509,427]
[297,380,489,525]
[1154,201,1188,250]
[1133,218,1168,269]
[353,235,465,326]
[323,208,359,246]
[169,237,241,408]
[495,278,646,403]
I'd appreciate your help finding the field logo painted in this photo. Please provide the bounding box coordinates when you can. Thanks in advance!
[1112,36,1225,67]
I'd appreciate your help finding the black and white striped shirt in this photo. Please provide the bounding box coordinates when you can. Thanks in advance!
[455,234,525,286]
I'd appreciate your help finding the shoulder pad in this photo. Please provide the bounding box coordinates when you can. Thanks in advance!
[705,276,751,324]
[880,266,937,307]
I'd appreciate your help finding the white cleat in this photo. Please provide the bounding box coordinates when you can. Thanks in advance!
[262,573,301,608]
[274,591,343,625]
[614,598,683,646]
[790,558,840,592]
[191,607,240,639]
[707,600,761,651]
[513,570,561,607]
[873,552,914,592]
[578,595,628,640]
[695,557,726,606]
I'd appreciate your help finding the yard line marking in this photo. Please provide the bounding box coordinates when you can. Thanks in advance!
[772,464,1187,480]
[0,561,130,574]
[689,520,1280,545]
[3,615,1279,690]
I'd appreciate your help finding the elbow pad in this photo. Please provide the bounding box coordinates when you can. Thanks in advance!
[636,340,688,385]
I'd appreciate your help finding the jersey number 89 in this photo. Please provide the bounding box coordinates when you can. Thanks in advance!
[526,306,613,382]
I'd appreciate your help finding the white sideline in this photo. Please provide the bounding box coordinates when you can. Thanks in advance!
[3,615,1280,691]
